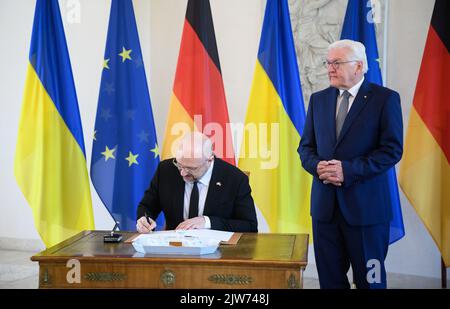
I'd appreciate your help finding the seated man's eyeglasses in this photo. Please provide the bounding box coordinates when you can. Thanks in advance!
[323,60,359,70]
[172,158,204,174]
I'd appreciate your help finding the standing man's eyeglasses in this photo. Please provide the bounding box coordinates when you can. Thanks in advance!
[323,60,359,70]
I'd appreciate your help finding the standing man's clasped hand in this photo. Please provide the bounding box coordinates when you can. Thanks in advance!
[317,160,344,186]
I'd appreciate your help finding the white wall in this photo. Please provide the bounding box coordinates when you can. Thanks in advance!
[0,0,445,279]
[1,0,45,243]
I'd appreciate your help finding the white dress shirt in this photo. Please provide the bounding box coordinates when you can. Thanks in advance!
[336,77,365,117]
[183,160,214,229]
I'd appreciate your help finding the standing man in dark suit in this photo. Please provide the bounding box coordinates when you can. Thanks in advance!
[136,132,258,233]
[298,39,403,289]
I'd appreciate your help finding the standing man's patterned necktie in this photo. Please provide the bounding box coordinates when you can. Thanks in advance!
[336,90,351,138]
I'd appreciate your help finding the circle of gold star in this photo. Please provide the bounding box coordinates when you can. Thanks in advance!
[101,145,116,161]
[125,151,139,167]
[119,47,132,62]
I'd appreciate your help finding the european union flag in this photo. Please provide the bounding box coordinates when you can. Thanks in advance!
[91,0,162,231]
[341,0,405,244]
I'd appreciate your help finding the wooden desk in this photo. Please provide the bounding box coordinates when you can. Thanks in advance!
[31,231,308,289]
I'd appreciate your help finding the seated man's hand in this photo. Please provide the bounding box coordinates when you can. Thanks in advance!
[175,216,206,230]
[136,216,156,233]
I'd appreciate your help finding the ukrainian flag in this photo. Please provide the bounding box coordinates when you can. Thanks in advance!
[14,0,94,247]
[238,0,312,233]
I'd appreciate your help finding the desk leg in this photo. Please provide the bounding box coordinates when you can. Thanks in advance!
[286,270,302,289]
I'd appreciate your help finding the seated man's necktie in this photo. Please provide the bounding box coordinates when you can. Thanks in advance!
[188,181,199,219]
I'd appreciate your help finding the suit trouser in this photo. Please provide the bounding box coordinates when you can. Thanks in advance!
[312,205,390,289]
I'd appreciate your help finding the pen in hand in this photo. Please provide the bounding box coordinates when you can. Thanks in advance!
[144,212,154,232]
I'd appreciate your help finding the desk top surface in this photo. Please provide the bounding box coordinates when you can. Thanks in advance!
[32,231,308,267]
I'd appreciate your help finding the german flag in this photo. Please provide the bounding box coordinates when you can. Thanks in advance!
[399,0,450,266]
[161,0,234,164]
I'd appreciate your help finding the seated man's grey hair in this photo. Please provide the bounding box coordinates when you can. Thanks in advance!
[176,131,213,160]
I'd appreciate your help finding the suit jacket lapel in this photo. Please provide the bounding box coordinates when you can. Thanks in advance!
[203,159,222,214]
[335,80,372,147]
[326,87,339,146]
[173,171,185,223]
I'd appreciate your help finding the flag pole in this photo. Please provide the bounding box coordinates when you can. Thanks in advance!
[382,0,389,86]
[442,257,447,288]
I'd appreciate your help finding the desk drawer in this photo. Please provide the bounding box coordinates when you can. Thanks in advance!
[38,261,304,289]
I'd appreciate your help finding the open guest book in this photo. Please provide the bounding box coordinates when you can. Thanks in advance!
[130,229,242,255]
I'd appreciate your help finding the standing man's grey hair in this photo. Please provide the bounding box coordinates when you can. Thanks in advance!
[328,39,368,73]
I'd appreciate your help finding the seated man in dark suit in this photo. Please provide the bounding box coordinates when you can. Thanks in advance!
[136,132,258,233]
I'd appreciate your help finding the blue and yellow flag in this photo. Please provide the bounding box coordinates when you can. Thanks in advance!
[14,0,94,247]
[91,0,161,231]
[238,0,312,233]
[341,0,405,244]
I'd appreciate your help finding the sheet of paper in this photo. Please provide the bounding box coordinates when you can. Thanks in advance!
[183,229,234,242]
[133,229,234,243]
